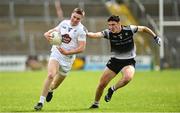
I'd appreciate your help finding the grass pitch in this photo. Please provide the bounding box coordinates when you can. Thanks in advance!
[0,70,180,112]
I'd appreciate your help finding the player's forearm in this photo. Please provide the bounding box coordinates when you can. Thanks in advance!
[138,26,161,46]
[140,26,157,38]
[87,32,102,38]
[87,32,96,38]
[67,41,86,55]
[68,45,85,55]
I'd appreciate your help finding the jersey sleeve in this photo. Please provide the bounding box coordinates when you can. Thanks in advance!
[101,29,110,39]
[78,26,87,42]
[130,25,138,34]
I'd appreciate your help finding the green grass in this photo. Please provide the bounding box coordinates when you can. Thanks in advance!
[0,70,180,112]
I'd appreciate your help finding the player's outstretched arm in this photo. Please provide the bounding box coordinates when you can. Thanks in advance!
[137,26,161,46]
[87,32,103,39]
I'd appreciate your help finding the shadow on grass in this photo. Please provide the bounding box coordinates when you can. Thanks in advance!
[8,107,114,113]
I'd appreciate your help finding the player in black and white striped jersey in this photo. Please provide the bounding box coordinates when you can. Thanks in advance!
[87,15,161,108]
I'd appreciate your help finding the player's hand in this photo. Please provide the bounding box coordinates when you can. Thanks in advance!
[56,47,70,55]
[44,32,52,42]
[154,36,161,46]
[44,29,56,42]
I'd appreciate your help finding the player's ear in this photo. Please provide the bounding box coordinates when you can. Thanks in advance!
[80,15,84,20]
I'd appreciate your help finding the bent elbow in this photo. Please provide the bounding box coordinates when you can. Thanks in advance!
[78,46,86,53]
[80,46,86,53]
[144,26,150,32]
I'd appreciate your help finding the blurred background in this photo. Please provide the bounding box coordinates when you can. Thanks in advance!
[0,0,179,71]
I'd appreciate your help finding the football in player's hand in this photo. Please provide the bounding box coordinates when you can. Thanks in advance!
[50,31,62,45]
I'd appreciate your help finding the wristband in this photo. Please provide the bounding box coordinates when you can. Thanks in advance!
[154,36,158,39]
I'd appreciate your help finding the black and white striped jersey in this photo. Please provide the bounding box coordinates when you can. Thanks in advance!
[102,25,138,59]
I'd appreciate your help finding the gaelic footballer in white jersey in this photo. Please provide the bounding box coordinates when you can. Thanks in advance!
[50,20,86,75]
[34,8,87,111]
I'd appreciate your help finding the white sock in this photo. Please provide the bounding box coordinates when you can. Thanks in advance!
[94,101,99,106]
[39,96,46,104]
[111,85,116,91]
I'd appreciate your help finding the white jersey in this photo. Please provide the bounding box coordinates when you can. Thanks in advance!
[50,20,86,75]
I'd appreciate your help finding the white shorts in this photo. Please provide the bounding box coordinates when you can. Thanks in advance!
[49,48,75,76]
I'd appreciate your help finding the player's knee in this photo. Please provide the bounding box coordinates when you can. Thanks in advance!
[124,74,133,83]
[47,72,55,80]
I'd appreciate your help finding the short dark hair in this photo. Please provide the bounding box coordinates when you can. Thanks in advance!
[107,15,120,22]
[73,8,85,16]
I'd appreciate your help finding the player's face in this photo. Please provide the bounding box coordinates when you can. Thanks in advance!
[108,21,121,33]
[70,12,83,26]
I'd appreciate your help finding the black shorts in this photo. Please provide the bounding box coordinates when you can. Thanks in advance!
[106,57,136,74]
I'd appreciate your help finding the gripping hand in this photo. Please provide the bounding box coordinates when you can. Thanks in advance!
[154,36,161,46]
